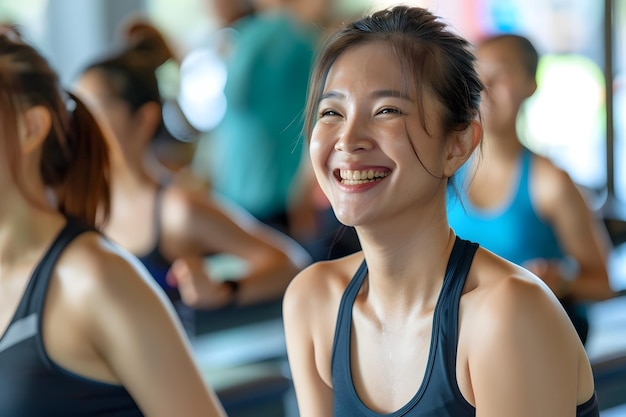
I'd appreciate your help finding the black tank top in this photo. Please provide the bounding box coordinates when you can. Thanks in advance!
[0,218,144,416]
[136,186,174,294]
[331,237,599,417]
[135,186,196,336]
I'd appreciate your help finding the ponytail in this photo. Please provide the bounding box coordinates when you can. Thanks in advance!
[0,29,111,229]
[44,92,111,229]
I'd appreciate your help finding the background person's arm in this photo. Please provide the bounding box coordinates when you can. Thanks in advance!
[528,159,614,301]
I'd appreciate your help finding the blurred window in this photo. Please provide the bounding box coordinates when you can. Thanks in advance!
[0,0,47,44]
[145,0,215,52]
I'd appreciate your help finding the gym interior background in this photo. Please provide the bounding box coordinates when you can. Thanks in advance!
[1,0,625,416]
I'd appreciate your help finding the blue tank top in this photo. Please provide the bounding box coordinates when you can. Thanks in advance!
[447,150,563,265]
[0,218,144,416]
[331,237,599,416]
[447,150,589,345]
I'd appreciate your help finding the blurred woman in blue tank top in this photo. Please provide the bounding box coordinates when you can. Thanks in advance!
[447,34,615,345]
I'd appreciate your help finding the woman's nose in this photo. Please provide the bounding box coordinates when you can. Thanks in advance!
[333,116,374,152]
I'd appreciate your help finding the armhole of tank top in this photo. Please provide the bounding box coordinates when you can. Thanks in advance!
[153,186,165,245]
[445,239,479,413]
[34,226,128,388]
[31,221,120,386]
[29,219,88,311]
[576,391,598,417]
[0,220,77,345]
[330,260,367,376]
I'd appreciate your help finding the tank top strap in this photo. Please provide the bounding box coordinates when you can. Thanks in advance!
[331,259,368,378]
[152,185,166,241]
[440,237,476,294]
[437,237,479,374]
[18,218,94,318]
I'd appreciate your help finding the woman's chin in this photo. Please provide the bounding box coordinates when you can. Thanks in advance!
[333,210,366,228]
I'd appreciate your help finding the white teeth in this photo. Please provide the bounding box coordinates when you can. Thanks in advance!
[339,169,389,184]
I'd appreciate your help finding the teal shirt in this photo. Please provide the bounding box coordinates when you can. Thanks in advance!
[447,150,564,266]
[207,13,318,220]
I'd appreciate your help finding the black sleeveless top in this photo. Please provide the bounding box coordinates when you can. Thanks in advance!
[136,186,174,294]
[0,218,144,416]
[331,237,599,416]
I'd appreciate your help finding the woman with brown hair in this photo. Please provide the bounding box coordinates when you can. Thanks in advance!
[283,6,599,416]
[0,29,226,416]
[73,22,309,329]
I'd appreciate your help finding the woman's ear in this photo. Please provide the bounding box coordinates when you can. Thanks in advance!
[442,119,482,178]
[20,105,52,155]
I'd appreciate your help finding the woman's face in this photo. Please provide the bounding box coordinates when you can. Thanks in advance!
[476,40,536,135]
[74,69,135,150]
[309,42,450,228]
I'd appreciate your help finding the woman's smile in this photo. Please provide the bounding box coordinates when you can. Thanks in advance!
[335,167,391,186]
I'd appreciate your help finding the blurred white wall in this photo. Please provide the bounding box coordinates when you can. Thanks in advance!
[43,0,146,86]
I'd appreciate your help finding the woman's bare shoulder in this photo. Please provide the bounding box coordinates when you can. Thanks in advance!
[284,251,364,321]
[56,231,162,300]
[463,247,580,344]
[288,251,363,295]
[530,153,579,202]
[460,247,590,409]
[466,247,554,302]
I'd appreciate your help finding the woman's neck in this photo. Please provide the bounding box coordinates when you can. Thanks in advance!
[110,149,158,192]
[0,187,64,266]
[356,209,456,314]
[482,130,524,163]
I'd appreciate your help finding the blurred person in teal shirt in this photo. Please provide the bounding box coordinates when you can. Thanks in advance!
[193,0,326,237]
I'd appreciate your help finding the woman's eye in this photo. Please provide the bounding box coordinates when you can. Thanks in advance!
[319,109,340,118]
[379,107,402,115]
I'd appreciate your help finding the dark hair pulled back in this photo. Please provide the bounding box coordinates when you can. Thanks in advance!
[0,27,110,228]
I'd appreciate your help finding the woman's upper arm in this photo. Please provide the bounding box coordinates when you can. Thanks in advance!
[535,164,613,300]
[83,243,226,417]
[469,276,583,417]
[283,266,335,417]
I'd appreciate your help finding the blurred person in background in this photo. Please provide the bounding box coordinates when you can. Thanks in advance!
[0,28,226,416]
[191,0,326,238]
[447,34,615,345]
[74,22,310,336]
[118,16,201,181]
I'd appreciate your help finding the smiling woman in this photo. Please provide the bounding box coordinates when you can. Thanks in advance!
[283,6,601,417]
[308,41,452,225]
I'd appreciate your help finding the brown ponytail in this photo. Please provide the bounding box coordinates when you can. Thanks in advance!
[0,29,111,229]
[45,92,111,228]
